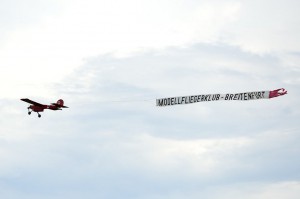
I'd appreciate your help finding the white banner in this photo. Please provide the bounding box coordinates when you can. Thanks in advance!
[156,88,287,107]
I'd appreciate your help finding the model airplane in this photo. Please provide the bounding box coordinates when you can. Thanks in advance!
[20,98,69,117]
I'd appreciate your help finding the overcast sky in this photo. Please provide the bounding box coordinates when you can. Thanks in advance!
[1,0,300,198]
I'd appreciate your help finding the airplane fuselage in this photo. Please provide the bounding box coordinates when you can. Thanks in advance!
[29,105,62,112]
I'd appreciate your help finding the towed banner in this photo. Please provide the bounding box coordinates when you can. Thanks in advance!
[156,88,287,107]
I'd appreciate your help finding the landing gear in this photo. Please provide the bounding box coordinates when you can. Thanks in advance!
[27,107,32,115]
[26,106,42,118]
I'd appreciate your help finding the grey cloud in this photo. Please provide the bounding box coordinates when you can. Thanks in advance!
[1,43,299,198]
[57,43,296,138]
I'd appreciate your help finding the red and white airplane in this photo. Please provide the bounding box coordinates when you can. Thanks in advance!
[20,98,69,117]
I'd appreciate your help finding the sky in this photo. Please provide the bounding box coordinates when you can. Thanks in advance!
[0,0,300,198]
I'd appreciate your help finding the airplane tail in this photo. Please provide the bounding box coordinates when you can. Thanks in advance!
[52,99,69,108]
[57,99,64,106]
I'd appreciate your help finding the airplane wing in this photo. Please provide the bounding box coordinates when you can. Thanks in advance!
[20,98,44,107]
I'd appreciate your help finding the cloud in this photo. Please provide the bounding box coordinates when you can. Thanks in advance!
[2,44,300,198]
[0,0,240,99]
[3,0,300,99]
[58,43,296,139]
[0,122,299,198]
[209,181,300,199]
[223,0,300,54]
[2,0,300,100]
[1,1,300,198]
